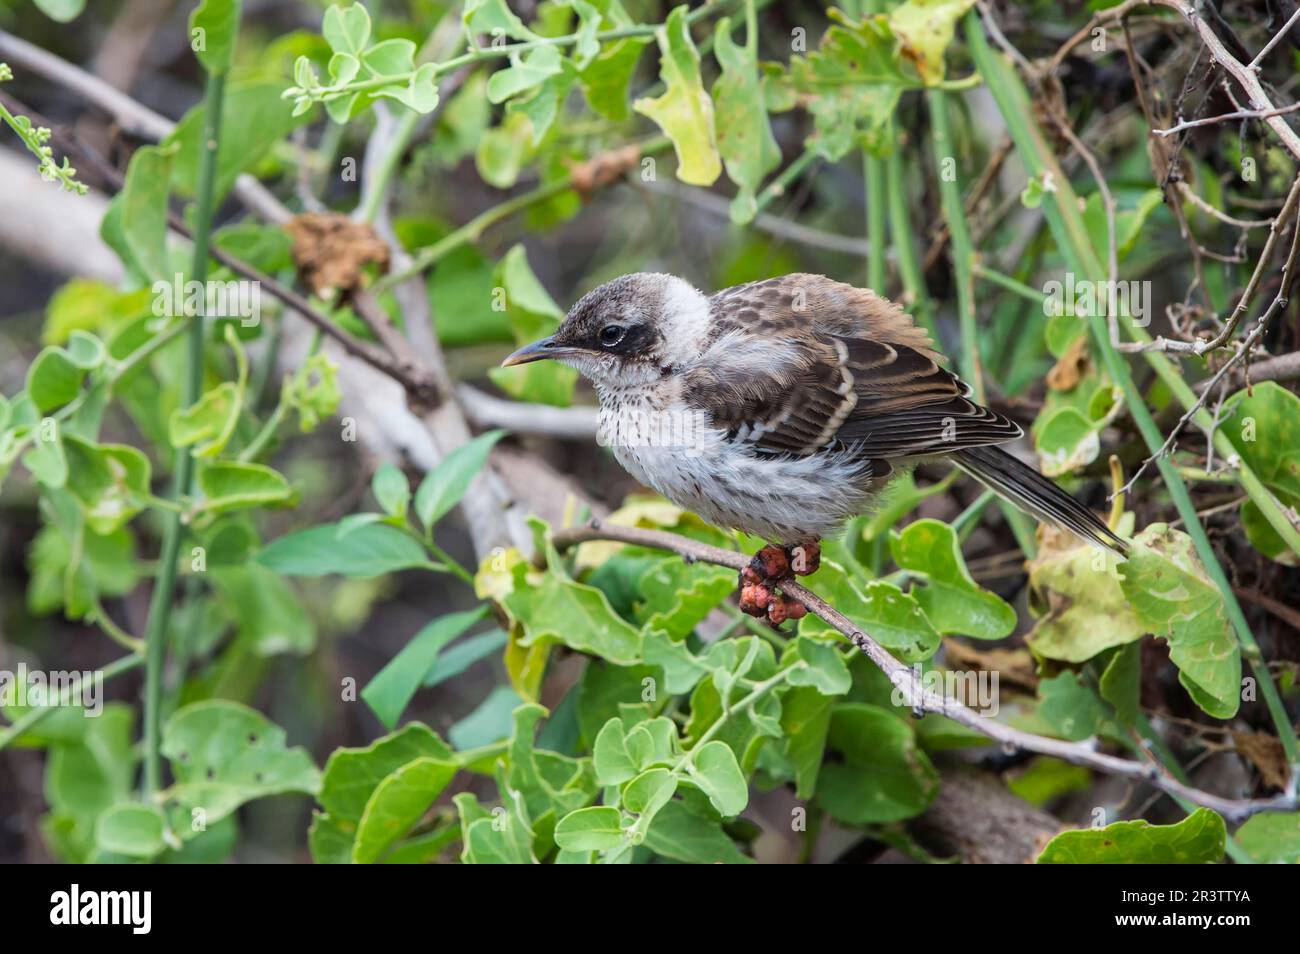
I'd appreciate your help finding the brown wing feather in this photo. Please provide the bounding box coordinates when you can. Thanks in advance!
[691,276,1021,460]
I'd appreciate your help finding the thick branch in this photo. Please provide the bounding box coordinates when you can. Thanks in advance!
[550,520,1296,824]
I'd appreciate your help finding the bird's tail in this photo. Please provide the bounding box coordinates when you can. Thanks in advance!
[951,445,1130,558]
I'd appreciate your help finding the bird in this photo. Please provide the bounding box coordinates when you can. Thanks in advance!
[502,272,1129,623]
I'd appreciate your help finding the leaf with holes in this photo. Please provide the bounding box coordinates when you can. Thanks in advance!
[161,701,319,826]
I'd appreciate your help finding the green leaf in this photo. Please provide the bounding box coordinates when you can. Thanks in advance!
[486,245,575,404]
[504,703,598,821]
[361,38,415,76]
[799,560,941,661]
[685,740,748,817]
[62,436,152,535]
[161,701,320,825]
[376,62,440,114]
[1034,405,1102,476]
[787,9,912,160]
[889,519,1016,640]
[27,516,141,619]
[1037,808,1226,864]
[283,352,341,432]
[424,629,509,687]
[632,5,721,185]
[449,685,523,750]
[455,785,538,864]
[116,145,174,281]
[780,686,833,799]
[428,243,513,345]
[889,0,977,85]
[190,0,241,74]
[318,723,454,821]
[506,63,577,145]
[1099,641,1141,725]
[488,45,564,104]
[371,462,410,518]
[463,0,539,42]
[817,703,939,824]
[1223,382,1300,562]
[353,757,459,863]
[579,37,650,121]
[196,460,293,515]
[95,803,167,859]
[26,346,87,413]
[1235,812,1300,864]
[642,799,752,863]
[634,556,735,639]
[622,767,676,821]
[1083,188,1164,265]
[40,704,134,862]
[784,636,852,696]
[1037,672,1108,742]
[475,112,536,189]
[322,2,371,55]
[209,564,317,656]
[167,80,308,202]
[21,420,68,489]
[554,806,625,851]
[259,521,430,577]
[642,628,711,694]
[712,19,780,223]
[593,718,637,786]
[34,0,86,22]
[1118,524,1240,718]
[414,429,506,530]
[1006,757,1093,806]
[504,572,643,665]
[362,607,489,729]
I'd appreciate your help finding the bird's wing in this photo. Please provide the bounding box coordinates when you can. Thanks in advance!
[685,327,1021,461]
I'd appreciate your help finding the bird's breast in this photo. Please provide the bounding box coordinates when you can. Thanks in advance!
[595,387,881,543]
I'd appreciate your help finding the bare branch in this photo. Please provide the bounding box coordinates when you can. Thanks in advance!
[1153,99,1300,136]
[457,385,600,440]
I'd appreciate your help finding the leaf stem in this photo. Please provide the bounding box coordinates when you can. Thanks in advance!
[139,68,228,797]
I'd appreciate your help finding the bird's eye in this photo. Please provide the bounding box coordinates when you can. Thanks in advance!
[598,324,625,346]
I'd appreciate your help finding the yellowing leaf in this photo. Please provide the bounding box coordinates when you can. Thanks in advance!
[633,5,721,186]
[889,0,976,85]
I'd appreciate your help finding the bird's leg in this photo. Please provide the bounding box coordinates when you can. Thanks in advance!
[736,543,821,625]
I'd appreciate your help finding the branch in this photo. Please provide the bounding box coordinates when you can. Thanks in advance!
[549,520,1297,824]
[1153,99,1300,136]
[0,85,441,403]
[457,384,600,440]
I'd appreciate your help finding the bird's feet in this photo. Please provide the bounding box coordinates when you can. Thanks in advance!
[737,543,820,626]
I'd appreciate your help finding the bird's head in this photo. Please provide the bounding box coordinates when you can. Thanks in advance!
[501,272,709,388]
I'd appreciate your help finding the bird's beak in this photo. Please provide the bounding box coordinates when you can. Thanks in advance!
[501,336,574,367]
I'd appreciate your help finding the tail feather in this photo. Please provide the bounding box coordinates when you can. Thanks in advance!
[952,445,1129,557]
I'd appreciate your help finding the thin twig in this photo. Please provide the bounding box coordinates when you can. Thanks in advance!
[550,520,1296,823]
[1153,99,1300,136]
[1116,191,1300,496]
[1247,3,1300,70]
